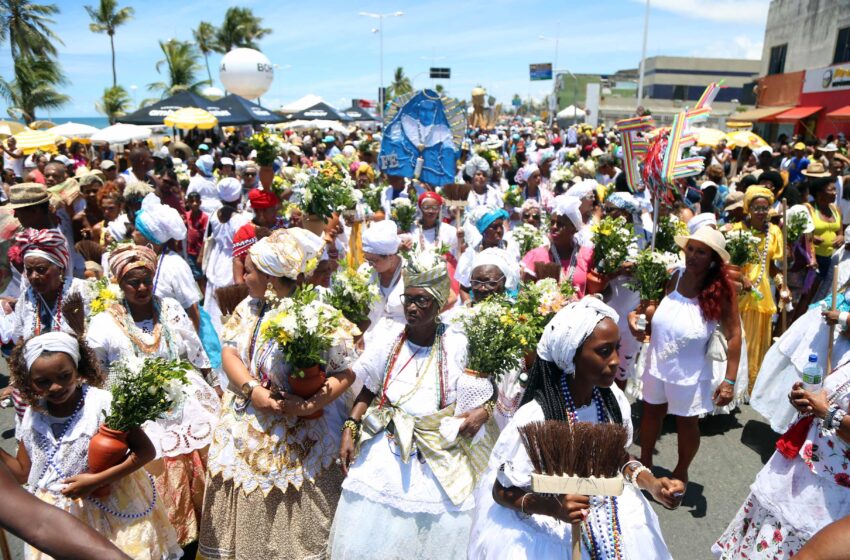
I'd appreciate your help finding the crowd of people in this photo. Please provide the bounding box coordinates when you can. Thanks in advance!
[0,117,849,559]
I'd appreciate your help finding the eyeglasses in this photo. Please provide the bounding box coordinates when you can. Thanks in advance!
[124,277,153,288]
[245,172,256,177]
[420,204,441,211]
[470,276,505,290]
[400,294,434,309]
[524,213,541,221]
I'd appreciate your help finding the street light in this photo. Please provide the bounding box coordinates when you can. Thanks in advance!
[359,10,404,122]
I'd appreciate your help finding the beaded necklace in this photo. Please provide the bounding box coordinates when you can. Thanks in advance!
[247,301,269,380]
[559,375,623,560]
[549,244,578,285]
[34,385,88,485]
[378,325,447,410]
[750,225,772,302]
[33,289,63,335]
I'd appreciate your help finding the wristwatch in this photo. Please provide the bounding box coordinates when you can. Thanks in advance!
[241,380,261,399]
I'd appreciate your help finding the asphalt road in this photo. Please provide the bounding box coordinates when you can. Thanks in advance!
[0,370,778,560]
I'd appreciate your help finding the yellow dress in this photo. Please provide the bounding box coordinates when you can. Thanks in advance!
[733,222,784,392]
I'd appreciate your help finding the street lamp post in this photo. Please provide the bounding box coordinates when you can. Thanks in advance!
[359,10,403,122]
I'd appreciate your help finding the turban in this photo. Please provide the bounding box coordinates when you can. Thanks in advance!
[537,149,556,165]
[232,223,257,259]
[475,207,509,234]
[106,217,129,243]
[248,187,280,210]
[472,247,520,293]
[109,243,157,282]
[566,179,598,200]
[687,212,718,235]
[196,154,214,177]
[135,193,187,244]
[217,177,242,203]
[537,296,619,375]
[16,228,70,271]
[551,195,583,230]
[362,220,400,255]
[354,162,375,181]
[516,163,539,184]
[418,191,444,208]
[403,251,450,308]
[249,227,324,280]
[744,186,775,213]
[521,199,541,215]
[463,156,491,178]
[24,332,80,372]
[606,192,642,215]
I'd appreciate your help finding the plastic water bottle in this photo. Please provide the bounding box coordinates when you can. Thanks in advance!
[635,314,647,332]
[802,354,823,392]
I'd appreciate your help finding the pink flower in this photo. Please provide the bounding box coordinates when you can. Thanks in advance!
[834,473,850,487]
[773,529,783,543]
[802,443,813,461]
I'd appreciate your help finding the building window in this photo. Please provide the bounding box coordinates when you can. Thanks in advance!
[768,44,787,75]
[835,27,850,64]
[672,85,685,100]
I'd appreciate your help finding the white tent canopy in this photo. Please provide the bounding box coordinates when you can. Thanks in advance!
[279,94,324,113]
[50,122,100,139]
[275,119,351,134]
[557,105,586,118]
[90,123,151,145]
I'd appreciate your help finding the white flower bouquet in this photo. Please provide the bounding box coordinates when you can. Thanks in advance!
[324,262,380,325]
[391,198,416,232]
[511,223,546,255]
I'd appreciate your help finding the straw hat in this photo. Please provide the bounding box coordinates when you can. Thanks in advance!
[675,227,730,263]
[9,183,49,209]
[75,167,105,186]
[818,142,838,153]
[802,161,831,178]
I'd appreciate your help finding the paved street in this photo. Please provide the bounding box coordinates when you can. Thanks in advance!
[0,368,778,559]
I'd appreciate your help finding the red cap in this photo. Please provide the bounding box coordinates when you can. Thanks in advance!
[418,191,444,208]
[248,188,280,210]
[232,223,257,259]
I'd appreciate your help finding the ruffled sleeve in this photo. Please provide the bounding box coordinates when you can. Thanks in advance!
[352,320,404,394]
[494,401,545,489]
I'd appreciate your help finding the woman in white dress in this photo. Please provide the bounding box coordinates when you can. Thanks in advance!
[403,191,460,259]
[330,253,497,559]
[202,178,251,332]
[468,297,682,559]
[362,220,407,344]
[465,156,503,212]
[86,244,221,548]
[456,206,519,303]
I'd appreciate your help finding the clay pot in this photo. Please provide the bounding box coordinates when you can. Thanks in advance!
[725,264,744,294]
[585,270,608,295]
[464,368,490,379]
[88,425,129,497]
[302,214,327,237]
[523,351,537,372]
[289,364,326,419]
[259,166,275,189]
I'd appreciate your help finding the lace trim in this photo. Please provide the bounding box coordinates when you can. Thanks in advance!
[341,477,473,514]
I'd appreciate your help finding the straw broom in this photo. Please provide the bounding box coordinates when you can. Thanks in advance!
[441,183,471,228]
[519,421,628,560]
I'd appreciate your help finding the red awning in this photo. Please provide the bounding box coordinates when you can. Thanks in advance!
[771,106,823,122]
[826,105,850,121]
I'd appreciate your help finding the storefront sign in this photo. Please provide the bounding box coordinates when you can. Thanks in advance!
[803,63,850,93]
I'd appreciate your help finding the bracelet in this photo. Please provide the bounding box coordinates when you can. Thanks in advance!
[629,465,651,487]
[483,401,495,418]
[722,377,736,386]
[824,405,838,429]
[833,408,847,430]
[520,492,532,516]
[620,459,642,477]
[342,418,361,440]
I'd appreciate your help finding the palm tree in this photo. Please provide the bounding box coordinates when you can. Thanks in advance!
[388,67,412,100]
[148,39,209,97]
[434,84,445,95]
[214,7,270,53]
[95,85,130,124]
[0,0,63,59]
[193,21,218,84]
[0,55,69,123]
[85,0,134,88]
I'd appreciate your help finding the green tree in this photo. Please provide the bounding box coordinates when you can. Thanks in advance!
[0,55,68,123]
[95,84,130,124]
[148,39,209,97]
[85,0,134,88]
[193,21,218,84]
[0,0,63,59]
[214,7,270,53]
[388,67,412,100]
[434,83,445,95]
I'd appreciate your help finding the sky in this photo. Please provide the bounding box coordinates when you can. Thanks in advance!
[0,0,771,119]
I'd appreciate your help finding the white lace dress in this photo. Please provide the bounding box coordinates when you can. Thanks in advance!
[202,210,252,332]
[467,387,673,559]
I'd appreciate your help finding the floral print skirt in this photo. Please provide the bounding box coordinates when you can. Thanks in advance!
[712,493,805,559]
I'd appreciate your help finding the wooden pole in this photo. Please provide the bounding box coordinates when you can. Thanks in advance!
[781,201,788,334]
[828,270,839,371]
[650,198,660,252]
[572,524,582,560]
[0,530,11,560]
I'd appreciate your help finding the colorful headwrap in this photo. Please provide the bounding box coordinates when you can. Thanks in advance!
[135,193,187,244]
[606,192,642,215]
[402,250,450,308]
[248,187,280,210]
[516,163,540,184]
[353,162,375,181]
[537,296,619,374]
[24,332,80,372]
[16,228,70,271]
[249,227,324,280]
[743,186,775,214]
[109,243,157,282]
[232,223,257,260]
[537,149,556,165]
[417,191,444,208]
[475,207,510,234]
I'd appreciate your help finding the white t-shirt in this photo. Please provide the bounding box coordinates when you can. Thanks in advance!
[154,250,201,309]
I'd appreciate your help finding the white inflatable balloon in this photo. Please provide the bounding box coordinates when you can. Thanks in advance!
[219,48,274,99]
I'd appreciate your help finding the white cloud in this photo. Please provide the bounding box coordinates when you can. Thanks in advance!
[693,35,764,60]
[631,0,770,25]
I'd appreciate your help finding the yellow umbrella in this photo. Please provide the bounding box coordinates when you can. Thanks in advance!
[11,128,59,154]
[725,130,768,150]
[28,120,56,130]
[692,127,727,147]
[163,108,218,130]
[725,121,752,129]
[0,120,26,137]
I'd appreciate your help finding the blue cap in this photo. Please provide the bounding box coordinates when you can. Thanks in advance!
[323,135,336,143]
[198,143,210,151]
[809,354,818,362]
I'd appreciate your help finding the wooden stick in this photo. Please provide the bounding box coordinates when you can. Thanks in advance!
[572,524,581,560]
[828,270,839,371]
[650,198,660,252]
[0,530,11,560]
[781,201,788,334]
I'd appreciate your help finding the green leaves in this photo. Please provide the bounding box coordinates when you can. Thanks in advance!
[104,358,191,433]
[458,297,527,382]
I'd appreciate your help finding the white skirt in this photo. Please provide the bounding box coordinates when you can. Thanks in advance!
[328,489,473,560]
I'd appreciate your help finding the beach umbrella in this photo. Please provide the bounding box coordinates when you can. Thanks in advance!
[0,120,26,137]
[50,122,100,139]
[28,120,56,130]
[277,119,351,134]
[163,107,218,130]
[91,123,151,145]
[726,130,768,150]
[12,128,59,154]
[692,127,727,147]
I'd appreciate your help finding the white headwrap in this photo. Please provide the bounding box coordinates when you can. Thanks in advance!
[537,296,619,374]
[106,215,129,243]
[687,212,718,235]
[249,228,324,279]
[566,179,598,200]
[551,194,584,230]
[24,332,81,371]
[472,247,520,291]
[463,155,491,178]
[217,177,242,203]
[362,220,400,255]
[134,193,187,244]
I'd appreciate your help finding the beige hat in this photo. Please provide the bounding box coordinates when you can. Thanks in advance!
[75,168,106,186]
[724,190,745,211]
[802,161,831,178]
[9,183,50,209]
[99,160,116,170]
[675,227,730,263]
